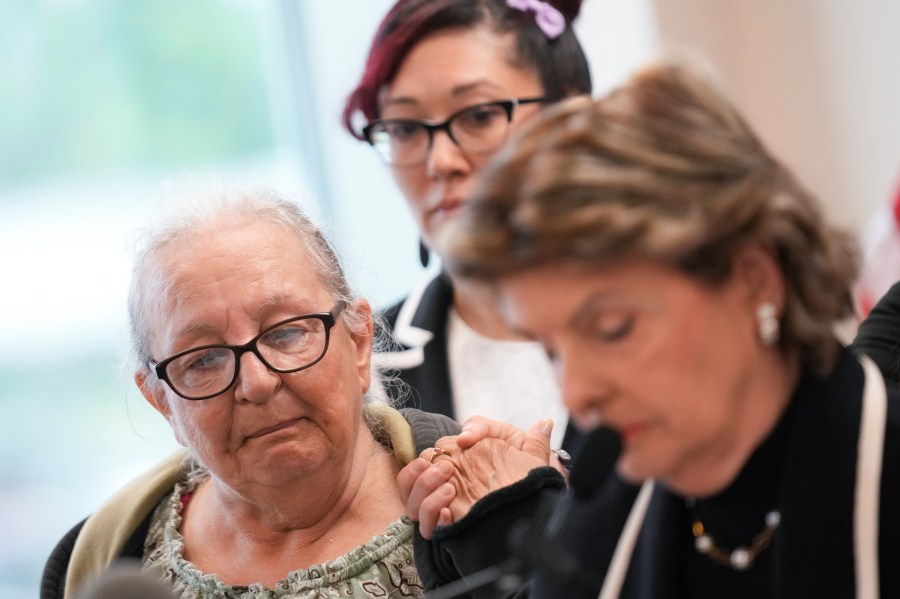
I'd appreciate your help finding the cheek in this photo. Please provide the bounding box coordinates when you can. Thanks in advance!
[282,374,362,449]
[661,324,753,431]
[391,168,430,216]
[282,354,362,410]
[169,402,229,453]
[637,310,731,408]
[645,365,741,463]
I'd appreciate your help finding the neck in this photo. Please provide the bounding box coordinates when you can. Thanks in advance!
[451,275,524,340]
[668,349,802,498]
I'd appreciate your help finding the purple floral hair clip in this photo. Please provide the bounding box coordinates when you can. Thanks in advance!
[506,0,566,40]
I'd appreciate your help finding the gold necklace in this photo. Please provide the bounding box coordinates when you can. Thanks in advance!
[686,498,781,571]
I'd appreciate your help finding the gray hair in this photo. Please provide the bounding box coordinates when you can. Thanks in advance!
[128,184,382,395]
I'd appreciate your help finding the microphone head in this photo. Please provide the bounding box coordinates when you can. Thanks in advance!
[74,561,178,599]
[568,426,622,500]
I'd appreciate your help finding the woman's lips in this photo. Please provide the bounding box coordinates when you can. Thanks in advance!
[247,417,302,440]
[429,198,464,219]
[619,422,649,445]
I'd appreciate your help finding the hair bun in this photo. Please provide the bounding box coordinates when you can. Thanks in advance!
[550,0,583,21]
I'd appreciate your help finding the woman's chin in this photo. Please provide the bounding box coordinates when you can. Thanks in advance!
[616,448,670,487]
[616,460,651,486]
[239,440,328,484]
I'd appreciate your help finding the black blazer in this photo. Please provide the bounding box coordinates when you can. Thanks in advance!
[533,348,900,598]
[377,270,584,454]
[853,280,900,386]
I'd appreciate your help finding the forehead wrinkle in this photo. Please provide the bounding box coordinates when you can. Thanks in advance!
[166,290,317,338]
[254,291,320,317]
[152,229,328,345]
[170,321,221,343]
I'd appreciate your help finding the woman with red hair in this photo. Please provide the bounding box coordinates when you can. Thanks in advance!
[343,0,593,459]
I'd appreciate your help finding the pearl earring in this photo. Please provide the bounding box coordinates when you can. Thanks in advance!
[757,303,779,346]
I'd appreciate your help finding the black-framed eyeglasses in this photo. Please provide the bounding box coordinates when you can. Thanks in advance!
[362,97,546,167]
[149,301,347,400]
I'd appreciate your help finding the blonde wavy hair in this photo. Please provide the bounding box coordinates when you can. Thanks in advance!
[440,62,859,373]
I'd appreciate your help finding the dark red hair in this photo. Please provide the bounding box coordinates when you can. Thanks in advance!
[342,0,590,139]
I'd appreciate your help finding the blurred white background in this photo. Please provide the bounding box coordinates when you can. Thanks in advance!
[1,0,897,595]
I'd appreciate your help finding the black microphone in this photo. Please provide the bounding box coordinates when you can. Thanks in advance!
[426,427,622,599]
[512,426,622,589]
[548,425,623,531]
[425,558,526,599]
[73,561,178,599]
[568,426,623,499]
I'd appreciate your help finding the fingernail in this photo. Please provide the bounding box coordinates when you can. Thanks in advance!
[436,461,454,476]
[440,483,454,495]
[541,418,554,435]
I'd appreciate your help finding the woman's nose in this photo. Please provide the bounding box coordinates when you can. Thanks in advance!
[426,129,471,180]
[234,351,279,403]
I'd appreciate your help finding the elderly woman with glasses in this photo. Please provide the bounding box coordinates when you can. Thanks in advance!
[41,187,461,599]
[343,0,595,456]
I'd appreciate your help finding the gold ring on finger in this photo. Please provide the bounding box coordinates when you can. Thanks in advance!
[429,447,450,463]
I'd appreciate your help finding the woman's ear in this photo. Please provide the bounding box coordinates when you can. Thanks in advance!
[731,243,787,312]
[136,369,186,447]
[348,299,374,393]
[136,368,171,420]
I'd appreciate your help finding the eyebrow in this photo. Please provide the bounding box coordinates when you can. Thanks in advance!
[380,80,504,110]
[254,293,300,315]
[166,321,221,352]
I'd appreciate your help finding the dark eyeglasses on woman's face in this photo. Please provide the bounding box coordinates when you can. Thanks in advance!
[363,97,545,167]
[149,301,347,400]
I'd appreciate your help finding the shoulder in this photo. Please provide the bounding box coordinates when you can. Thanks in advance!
[401,407,462,452]
[41,519,86,599]
[852,281,900,386]
[363,402,461,464]
[61,450,191,598]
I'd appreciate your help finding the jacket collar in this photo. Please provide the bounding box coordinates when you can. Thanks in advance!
[392,270,454,349]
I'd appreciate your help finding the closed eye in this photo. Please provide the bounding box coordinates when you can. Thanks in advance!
[594,313,634,342]
[192,349,227,369]
[262,322,314,350]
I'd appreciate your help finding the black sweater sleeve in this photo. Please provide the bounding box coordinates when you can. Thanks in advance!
[852,281,900,386]
[414,467,566,599]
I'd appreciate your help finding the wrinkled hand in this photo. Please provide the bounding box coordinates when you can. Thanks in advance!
[457,415,554,451]
[397,417,555,539]
[458,416,570,480]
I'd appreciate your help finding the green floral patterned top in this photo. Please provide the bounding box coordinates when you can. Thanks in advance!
[144,473,424,599]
